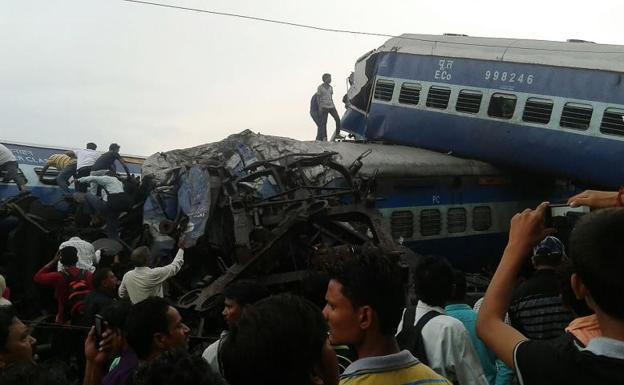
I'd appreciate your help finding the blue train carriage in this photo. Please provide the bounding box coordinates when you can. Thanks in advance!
[0,141,144,204]
[342,33,624,189]
[320,141,578,272]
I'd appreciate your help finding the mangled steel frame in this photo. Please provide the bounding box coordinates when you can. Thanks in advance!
[177,150,399,312]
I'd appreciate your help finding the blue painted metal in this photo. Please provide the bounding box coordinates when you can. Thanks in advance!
[362,104,623,188]
[342,51,624,189]
[375,53,624,102]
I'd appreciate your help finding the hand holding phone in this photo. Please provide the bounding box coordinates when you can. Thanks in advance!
[545,204,590,227]
[94,314,105,346]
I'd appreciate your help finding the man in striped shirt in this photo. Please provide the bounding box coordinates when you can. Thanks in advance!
[322,247,450,385]
[39,152,77,194]
[508,236,573,340]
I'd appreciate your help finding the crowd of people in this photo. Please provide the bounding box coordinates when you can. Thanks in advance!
[1,177,624,385]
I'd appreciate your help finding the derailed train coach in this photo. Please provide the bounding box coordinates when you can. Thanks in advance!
[140,130,577,316]
[342,33,624,189]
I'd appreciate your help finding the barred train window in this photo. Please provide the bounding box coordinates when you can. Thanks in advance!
[390,211,414,239]
[398,83,421,105]
[522,98,554,124]
[473,206,492,231]
[447,208,467,234]
[600,108,624,136]
[560,102,593,130]
[488,93,517,119]
[426,86,451,109]
[420,209,441,236]
[373,79,395,101]
[456,90,483,114]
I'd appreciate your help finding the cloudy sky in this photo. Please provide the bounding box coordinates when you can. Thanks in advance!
[2,0,623,156]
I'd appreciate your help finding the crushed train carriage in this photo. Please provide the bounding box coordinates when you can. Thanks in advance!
[140,130,576,315]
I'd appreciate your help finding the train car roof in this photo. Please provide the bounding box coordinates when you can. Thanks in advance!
[320,141,502,178]
[377,34,624,73]
[1,140,146,163]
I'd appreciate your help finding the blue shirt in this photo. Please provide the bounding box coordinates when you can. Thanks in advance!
[445,303,513,385]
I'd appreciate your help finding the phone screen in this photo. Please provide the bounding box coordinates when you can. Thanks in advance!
[95,314,104,344]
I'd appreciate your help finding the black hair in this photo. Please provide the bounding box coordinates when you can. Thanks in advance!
[556,259,593,317]
[59,246,78,266]
[93,268,113,290]
[101,300,132,331]
[569,208,624,320]
[0,306,16,352]
[97,250,115,269]
[327,245,405,336]
[86,143,97,150]
[223,280,269,307]
[413,255,454,307]
[125,297,171,360]
[109,143,120,151]
[134,349,225,385]
[322,73,331,81]
[449,269,467,302]
[220,294,327,385]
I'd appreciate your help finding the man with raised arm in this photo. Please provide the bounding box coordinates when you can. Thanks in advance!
[477,203,624,384]
[118,243,185,304]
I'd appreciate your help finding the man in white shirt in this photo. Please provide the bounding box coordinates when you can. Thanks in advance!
[67,143,100,192]
[0,143,27,194]
[118,244,185,304]
[397,255,488,385]
[77,174,131,239]
[57,236,97,272]
[316,73,341,141]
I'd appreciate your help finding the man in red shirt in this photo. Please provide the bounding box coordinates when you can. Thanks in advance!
[33,246,94,324]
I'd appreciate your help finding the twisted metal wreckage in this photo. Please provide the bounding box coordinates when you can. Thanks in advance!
[1,130,415,319]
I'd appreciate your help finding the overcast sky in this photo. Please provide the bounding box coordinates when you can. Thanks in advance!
[2,0,623,156]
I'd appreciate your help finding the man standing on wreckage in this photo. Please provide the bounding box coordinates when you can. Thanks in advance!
[76,172,132,239]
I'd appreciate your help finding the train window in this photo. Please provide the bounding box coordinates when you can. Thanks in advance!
[522,98,553,124]
[456,90,482,114]
[398,83,421,105]
[447,208,467,233]
[390,210,414,239]
[34,166,60,178]
[473,206,492,231]
[420,209,441,236]
[600,108,624,136]
[426,86,451,109]
[373,79,395,101]
[560,102,593,130]
[487,93,517,119]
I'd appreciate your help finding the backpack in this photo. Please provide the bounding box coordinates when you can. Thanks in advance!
[396,308,441,366]
[62,270,91,324]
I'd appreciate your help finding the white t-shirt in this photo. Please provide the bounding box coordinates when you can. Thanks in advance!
[75,149,101,169]
[317,84,335,109]
[0,144,16,165]
[397,300,489,385]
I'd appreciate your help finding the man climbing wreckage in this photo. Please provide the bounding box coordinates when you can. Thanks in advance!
[0,130,414,331]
